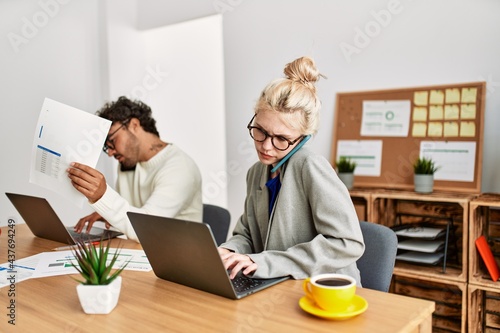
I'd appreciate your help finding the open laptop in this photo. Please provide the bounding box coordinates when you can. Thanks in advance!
[127,211,289,299]
[6,192,123,244]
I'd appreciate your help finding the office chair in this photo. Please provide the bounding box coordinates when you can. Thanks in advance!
[357,221,398,292]
[202,204,231,246]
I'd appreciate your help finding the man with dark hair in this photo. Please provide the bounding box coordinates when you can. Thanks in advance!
[68,96,203,242]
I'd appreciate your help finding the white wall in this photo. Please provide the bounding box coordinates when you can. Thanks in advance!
[141,16,227,205]
[137,0,216,28]
[0,0,105,225]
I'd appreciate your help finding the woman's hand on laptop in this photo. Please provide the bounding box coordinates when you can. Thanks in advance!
[74,211,105,233]
[219,248,257,279]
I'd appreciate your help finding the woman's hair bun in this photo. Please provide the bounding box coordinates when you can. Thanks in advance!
[283,56,321,89]
[255,55,323,135]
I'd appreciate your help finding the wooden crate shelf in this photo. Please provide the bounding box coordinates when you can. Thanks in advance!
[469,193,500,288]
[347,188,500,331]
[348,188,372,222]
[468,284,500,333]
[392,275,466,333]
[369,189,476,283]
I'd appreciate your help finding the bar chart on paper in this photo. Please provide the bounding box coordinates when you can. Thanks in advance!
[29,98,111,206]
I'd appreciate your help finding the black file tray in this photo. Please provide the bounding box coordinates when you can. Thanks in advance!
[391,213,458,273]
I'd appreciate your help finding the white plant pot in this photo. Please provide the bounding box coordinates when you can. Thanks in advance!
[414,174,434,193]
[338,172,354,190]
[76,276,122,314]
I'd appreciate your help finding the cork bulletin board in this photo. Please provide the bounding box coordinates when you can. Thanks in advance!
[331,82,486,193]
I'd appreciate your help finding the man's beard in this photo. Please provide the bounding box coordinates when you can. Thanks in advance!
[119,135,139,171]
[120,161,136,171]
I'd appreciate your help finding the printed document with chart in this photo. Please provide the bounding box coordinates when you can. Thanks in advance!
[29,98,111,206]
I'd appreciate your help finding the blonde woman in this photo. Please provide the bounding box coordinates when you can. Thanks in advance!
[219,56,365,284]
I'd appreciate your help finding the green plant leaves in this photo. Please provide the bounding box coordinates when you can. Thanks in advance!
[413,157,440,175]
[70,237,130,285]
[336,156,357,173]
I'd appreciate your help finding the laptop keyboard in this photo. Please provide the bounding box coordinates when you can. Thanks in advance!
[231,274,265,293]
[69,230,101,242]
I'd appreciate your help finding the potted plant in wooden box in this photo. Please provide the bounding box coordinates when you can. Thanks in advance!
[71,239,129,314]
[413,157,440,193]
[335,156,357,190]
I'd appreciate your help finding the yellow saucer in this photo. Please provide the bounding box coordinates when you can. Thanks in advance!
[299,295,368,320]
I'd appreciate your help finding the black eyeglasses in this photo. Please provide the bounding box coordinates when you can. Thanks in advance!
[103,119,130,153]
[247,114,304,151]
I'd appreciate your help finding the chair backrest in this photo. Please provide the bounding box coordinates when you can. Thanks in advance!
[202,204,231,246]
[357,221,398,292]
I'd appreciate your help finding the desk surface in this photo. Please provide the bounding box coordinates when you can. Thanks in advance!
[0,224,434,332]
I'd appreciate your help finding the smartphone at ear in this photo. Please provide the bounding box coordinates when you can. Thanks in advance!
[271,135,311,173]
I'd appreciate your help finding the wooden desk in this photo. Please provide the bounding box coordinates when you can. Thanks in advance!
[0,224,434,332]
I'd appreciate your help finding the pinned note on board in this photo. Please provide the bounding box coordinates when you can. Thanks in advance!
[461,87,477,103]
[413,107,428,121]
[445,88,461,104]
[429,90,445,105]
[460,121,476,137]
[414,91,429,106]
[429,105,444,120]
[461,104,476,119]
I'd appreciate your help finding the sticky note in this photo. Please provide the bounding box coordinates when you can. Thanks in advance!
[428,122,443,137]
[412,123,427,137]
[461,87,477,103]
[444,122,459,137]
[460,121,476,137]
[429,90,445,105]
[445,88,461,104]
[444,105,460,120]
[413,107,427,121]
[414,91,428,106]
[461,104,476,119]
[429,105,444,120]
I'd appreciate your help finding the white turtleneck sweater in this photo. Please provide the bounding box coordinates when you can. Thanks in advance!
[91,144,203,242]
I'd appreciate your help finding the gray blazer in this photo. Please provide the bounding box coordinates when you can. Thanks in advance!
[221,147,365,283]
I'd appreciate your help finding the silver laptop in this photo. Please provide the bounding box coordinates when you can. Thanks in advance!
[6,192,123,244]
[127,211,289,299]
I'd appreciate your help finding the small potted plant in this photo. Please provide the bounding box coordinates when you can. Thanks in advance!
[413,156,440,193]
[336,156,357,190]
[71,239,129,314]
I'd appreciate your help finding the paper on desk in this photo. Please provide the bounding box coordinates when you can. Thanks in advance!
[29,98,111,207]
[0,254,42,288]
[117,249,152,271]
[31,249,152,278]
